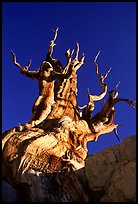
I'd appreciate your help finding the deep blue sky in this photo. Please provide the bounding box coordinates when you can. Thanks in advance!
[2,2,136,154]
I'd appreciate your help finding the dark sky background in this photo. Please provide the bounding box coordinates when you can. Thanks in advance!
[2,2,136,155]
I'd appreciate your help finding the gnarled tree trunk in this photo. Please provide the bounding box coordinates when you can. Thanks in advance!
[2,28,135,202]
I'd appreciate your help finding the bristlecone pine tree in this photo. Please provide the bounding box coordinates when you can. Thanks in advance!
[2,28,136,202]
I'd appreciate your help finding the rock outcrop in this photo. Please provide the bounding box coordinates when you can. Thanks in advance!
[2,135,136,202]
[85,135,136,202]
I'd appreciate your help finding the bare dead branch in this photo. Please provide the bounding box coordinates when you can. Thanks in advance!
[11,50,24,70]
[114,81,120,98]
[114,127,120,141]
[65,49,74,63]
[11,50,40,81]
[65,49,71,61]
[102,90,136,113]
[74,53,85,70]
[86,51,111,103]
[79,53,85,64]
[25,59,32,70]
[105,109,120,142]
[103,67,112,80]
[88,88,136,140]
[78,105,87,109]
[75,42,79,60]
[94,51,100,76]
[71,49,75,57]
[94,51,111,85]
[11,50,32,71]
[48,27,59,57]
[61,49,75,75]
[52,27,59,41]
[64,44,85,72]
[79,88,95,121]
[94,50,100,62]
[45,28,64,73]
[87,88,91,103]
[113,98,136,110]
[86,108,120,141]
[72,43,80,65]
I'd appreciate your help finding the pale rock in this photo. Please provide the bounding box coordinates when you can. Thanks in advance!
[85,135,136,202]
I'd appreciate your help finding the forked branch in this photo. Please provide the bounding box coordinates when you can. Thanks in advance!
[71,43,85,70]
[65,49,74,63]
[62,43,85,75]
[11,50,39,79]
[95,51,112,83]
[80,51,110,121]
[11,50,32,71]
[92,51,111,101]
[114,81,120,98]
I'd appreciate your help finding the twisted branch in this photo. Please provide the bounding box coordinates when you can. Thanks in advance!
[11,50,31,71]
[71,43,85,70]
[80,51,110,121]
[11,50,39,79]
[48,27,59,57]
[92,51,111,101]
